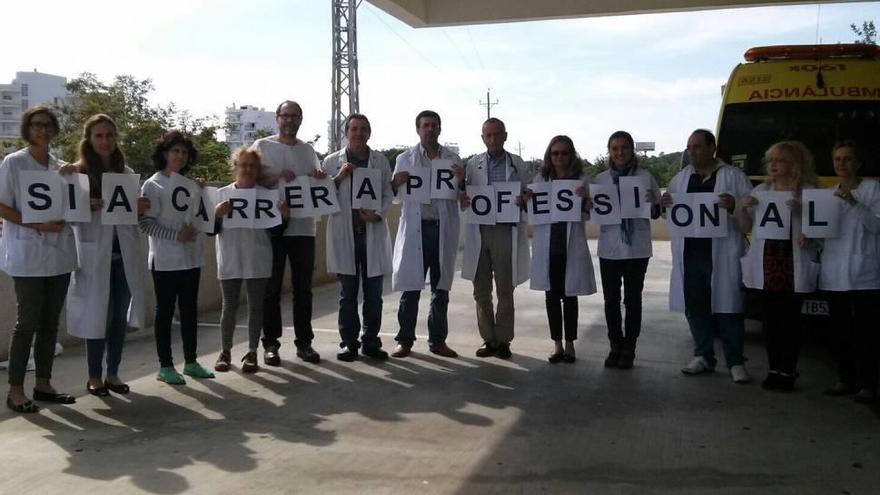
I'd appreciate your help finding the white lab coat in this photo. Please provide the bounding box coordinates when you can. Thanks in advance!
[529,175,597,296]
[667,162,753,313]
[740,183,820,293]
[141,172,204,271]
[391,145,461,292]
[214,184,274,280]
[67,206,147,339]
[592,167,660,260]
[460,151,530,286]
[818,179,880,291]
[0,149,77,277]
[323,148,393,278]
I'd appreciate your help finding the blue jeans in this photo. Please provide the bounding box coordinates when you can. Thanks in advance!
[683,249,745,368]
[338,232,384,350]
[396,221,448,347]
[87,257,130,378]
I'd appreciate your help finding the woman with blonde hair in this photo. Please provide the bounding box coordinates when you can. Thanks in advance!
[736,140,819,392]
[212,148,287,373]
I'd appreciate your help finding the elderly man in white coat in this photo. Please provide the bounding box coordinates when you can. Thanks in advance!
[390,110,464,358]
[460,118,530,359]
[661,129,753,383]
[324,114,394,362]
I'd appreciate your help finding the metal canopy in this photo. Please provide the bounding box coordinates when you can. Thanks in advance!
[366,0,859,27]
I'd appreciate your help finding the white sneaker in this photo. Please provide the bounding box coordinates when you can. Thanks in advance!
[729,364,751,384]
[681,356,714,375]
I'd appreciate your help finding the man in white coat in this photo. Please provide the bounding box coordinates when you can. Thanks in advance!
[390,110,464,358]
[251,100,326,366]
[323,114,393,362]
[661,129,753,383]
[460,118,530,358]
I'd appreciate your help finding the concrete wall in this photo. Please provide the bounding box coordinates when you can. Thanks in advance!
[0,206,671,361]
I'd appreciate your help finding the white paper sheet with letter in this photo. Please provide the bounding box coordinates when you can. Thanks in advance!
[101,173,140,225]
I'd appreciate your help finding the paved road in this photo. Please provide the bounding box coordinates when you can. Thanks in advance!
[0,241,877,494]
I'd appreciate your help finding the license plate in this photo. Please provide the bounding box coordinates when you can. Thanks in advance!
[801,299,829,315]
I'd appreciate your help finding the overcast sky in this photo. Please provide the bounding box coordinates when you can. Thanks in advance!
[4,0,877,160]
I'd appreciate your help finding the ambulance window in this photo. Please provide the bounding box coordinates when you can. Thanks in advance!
[717,101,880,179]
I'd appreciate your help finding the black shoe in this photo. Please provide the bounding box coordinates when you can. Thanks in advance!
[548,350,565,363]
[337,347,358,362]
[617,351,635,370]
[33,389,76,404]
[475,343,496,358]
[241,352,260,373]
[495,343,512,360]
[87,382,109,397]
[362,347,389,360]
[604,350,620,368]
[297,346,321,364]
[263,346,281,367]
[103,380,130,395]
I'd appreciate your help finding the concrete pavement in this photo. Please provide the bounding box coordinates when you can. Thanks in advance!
[0,241,877,494]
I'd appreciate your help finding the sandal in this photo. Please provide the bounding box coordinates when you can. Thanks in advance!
[33,389,76,404]
[6,396,40,413]
[104,380,130,395]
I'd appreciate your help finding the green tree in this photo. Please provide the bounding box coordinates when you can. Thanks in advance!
[851,20,877,45]
[252,127,274,141]
[58,73,230,180]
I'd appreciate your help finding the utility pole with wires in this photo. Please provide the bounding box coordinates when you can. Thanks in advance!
[330,0,360,153]
[479,88,498,120]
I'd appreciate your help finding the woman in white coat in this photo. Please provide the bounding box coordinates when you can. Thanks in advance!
[212,148,287,373]
[0,106,77,412]
[140,130,214,385]
[819,141,880,403]
[529,136,596,363]
[323,114,393,361]
[736,140,819,392]
[662,129,753,383]
[64,114,148,396]
[593,131,661,370]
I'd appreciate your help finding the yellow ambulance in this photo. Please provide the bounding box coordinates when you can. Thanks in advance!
[716,44,880,186]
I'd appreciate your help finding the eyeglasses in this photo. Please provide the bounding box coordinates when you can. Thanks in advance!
[29,121,54,131]
[550,151,570,157]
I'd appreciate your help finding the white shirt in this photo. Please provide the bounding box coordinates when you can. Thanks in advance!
[215,184,274,280]
[141,172,204,271]
[0,148,77,277]
[251,135,321,237]
[593,167,659,260]
[818,179,880,291]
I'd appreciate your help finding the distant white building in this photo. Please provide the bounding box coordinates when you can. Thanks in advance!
[443,142,460,156]
[225,104,278,149]
[0,70,67,142]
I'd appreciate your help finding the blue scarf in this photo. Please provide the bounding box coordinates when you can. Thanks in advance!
[609,162,637,246]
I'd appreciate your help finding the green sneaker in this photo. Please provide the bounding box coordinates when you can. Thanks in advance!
[183,361,215,379]
[156,366,186,385]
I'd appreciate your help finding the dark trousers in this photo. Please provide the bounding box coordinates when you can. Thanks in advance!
[683,250,745,368]
[828,290,880,391]
[599,257,649,350]
[263,235,315,350]
[152,267,200,368]
[396,222,448,347]
[8,273,70,386]
[338,232,383,350]
[760,291,803,375]
[546,253,578,342]
[87,258,130,378]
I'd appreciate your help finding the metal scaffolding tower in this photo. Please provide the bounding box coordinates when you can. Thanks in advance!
[330,0,360,152]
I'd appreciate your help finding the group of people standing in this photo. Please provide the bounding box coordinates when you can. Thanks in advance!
[1,101,877,415]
